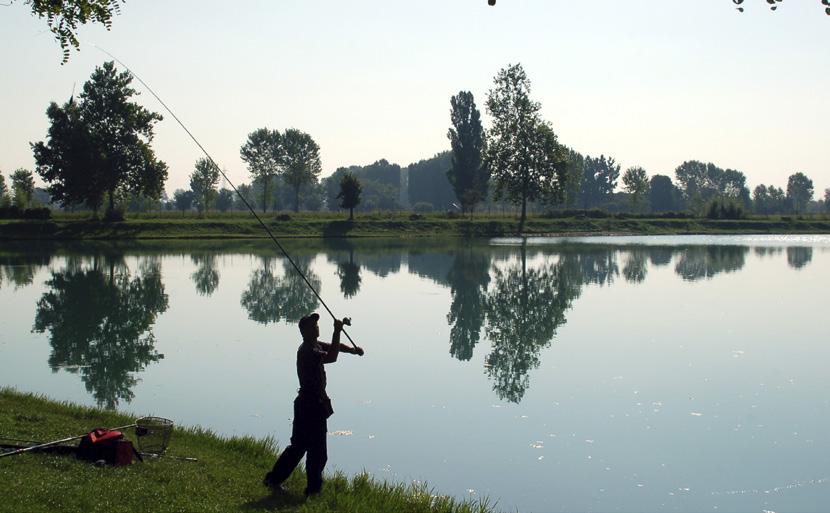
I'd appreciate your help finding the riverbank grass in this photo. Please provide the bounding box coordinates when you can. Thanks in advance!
[2,211,830,239]
[0,388,492,513]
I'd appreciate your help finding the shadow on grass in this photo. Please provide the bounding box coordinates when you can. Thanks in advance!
[241,490,307,511]
[322,220,356,237]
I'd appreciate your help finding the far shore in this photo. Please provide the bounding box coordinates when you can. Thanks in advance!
[2,212,830,240]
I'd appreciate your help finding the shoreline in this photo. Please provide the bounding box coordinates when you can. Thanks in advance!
[2,214,830,240]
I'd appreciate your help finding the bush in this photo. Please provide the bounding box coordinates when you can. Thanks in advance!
[0,206,51,220]
[412,202,434,213]
[705,198,745,220]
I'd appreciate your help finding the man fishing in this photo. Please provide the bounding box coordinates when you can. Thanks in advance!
[264,313,364,496]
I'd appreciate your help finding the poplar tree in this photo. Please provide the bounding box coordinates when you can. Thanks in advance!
[447,91,488,217]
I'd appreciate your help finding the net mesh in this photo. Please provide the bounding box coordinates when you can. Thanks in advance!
[135,417,173,455]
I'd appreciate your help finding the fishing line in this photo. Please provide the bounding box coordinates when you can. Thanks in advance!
[92,45,358,349]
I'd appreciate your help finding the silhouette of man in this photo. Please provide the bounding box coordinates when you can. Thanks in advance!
[264,312,364,496]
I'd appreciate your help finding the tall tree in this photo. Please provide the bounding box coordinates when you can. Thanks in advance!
[447,91,488,216]
[0,173,8,206]
[786,172,814,214]
[560,147,584,208]
[649,174,679,212]
[485,63,540,230]
[622,166,649,212]
[825,188,830,212]
[337,172,362,220]
[11,169,36,208]
[240,128,281,213]
[189,158,220,217]
[281,128,322,212]
[32,62,168,219]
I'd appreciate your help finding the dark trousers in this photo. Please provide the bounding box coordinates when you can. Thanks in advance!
[266,398,328,494]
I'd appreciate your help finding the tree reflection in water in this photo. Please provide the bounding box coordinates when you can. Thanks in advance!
[32,256,169,409]
[786,247,812,270]
[0,253,52,290]
[336,248,362,299]
[484,243,582,403]
[674,246,748,281]
[240,256,321,324]
[446,247,490,361]
[191,254,219,296]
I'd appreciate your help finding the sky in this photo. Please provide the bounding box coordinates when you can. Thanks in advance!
[1,0,828,197]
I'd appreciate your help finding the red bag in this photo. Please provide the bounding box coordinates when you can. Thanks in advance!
[78,428,137,466]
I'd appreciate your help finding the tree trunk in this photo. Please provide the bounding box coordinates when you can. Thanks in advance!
[294,186,300,213]
[519,195,527,233]
[349,207,354,220]
[262,180,269,213]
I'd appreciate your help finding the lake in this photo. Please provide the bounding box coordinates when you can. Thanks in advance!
[1,235,828,513]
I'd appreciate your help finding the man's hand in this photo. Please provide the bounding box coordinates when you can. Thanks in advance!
[334,318,345,332]
[354,346,365,357]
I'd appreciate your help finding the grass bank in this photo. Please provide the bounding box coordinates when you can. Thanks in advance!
[0,388,492,513]
[2,212,830,240]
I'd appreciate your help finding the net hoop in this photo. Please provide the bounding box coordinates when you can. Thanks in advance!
[135,416,174,455]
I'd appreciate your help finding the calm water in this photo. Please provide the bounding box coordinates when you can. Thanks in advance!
[1,235,828,513]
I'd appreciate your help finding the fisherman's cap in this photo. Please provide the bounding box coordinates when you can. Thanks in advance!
[299,313,320,336]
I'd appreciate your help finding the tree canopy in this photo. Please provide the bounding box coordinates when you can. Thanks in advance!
[337,172,362,220]
[32,61,168,219]
[189,158,220,216]
[447,91,489,216]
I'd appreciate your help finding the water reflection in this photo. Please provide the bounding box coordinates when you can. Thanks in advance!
[336,249,362,299]
[446,247,490,361]
[484,243,581,403]
[240,256,321,324]
[11,237,821,410]
[32,255,169,408]
[674,246,748,281]
[0,253,51,289]
[786,247,812,270]
[191,254,219,296]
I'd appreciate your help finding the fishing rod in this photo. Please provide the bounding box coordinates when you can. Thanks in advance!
[93,45,359,350]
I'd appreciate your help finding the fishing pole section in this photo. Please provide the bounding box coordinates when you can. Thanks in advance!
[92,45,360,351]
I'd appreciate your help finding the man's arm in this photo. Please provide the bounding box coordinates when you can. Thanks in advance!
[321,319,344,364]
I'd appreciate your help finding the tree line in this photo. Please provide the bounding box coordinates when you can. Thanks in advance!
[7,60,828,221]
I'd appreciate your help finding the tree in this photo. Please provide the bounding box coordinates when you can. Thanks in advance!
[32,62,168,219]
[649,174,680,212]
[0,173,8,206]
[240,128,281,213]
[216,188,234,212]
[446,247,491,361]
[173,189,194,214]
[15,0,126,63]
[408,152,455,210]
[786,172,814,214]
[337,173,362,220]
[447,91,489,216]
[281,128,322,212]
[825,188,830,212]
[189,158,220,217]
[486,64,552,231]
[11,168,36,208]
[622,166,649,212]
[580,155,620,209]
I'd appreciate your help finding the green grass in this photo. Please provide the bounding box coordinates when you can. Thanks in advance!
[0,388,495,513]
[2,211,830,240]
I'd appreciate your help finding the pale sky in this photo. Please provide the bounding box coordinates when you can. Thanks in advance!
[1,0,828,197]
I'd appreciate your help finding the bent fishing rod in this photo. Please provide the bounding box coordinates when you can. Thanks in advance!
[93,45,359,350]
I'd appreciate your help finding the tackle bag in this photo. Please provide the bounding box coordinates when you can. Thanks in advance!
[77,428,140,466]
